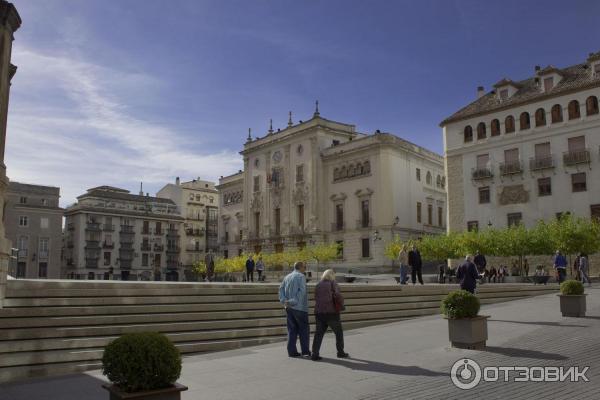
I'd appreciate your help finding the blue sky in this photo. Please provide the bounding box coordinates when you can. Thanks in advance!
[6,0,600,205]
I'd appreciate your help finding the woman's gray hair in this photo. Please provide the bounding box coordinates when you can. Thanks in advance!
[321,269,336,281]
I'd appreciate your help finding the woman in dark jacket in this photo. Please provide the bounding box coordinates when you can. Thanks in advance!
[311,269,349,361]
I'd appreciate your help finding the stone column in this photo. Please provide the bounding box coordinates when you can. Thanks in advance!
[0,1,21,308]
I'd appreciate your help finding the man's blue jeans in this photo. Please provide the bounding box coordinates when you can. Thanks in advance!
[557,268,566,283]
[286,308,310,356]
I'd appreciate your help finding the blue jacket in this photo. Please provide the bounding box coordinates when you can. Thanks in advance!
[457,260,479,291]
[246,259,255,270]
[554,254,567,269]
[278,270,308,313]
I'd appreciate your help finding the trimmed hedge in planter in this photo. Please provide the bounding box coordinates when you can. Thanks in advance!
[441,290,480,319]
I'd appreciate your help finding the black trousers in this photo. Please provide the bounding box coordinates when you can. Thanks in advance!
[246,268,254,282]
[311,313,344,356]
[411,266,423,284]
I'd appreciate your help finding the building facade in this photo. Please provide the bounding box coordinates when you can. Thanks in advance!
[63,186,184,281]
[441,52,600,232]
[5,182,62,278]
[157,177,219,279]
[218,107,446,270]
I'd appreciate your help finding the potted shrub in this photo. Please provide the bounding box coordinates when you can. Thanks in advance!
[441,290,489,350]
[102,332,187,400]
[559,280,586,317]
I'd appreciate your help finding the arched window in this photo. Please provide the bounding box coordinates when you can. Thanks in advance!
[491,119,500,136]
[357,163,363,175]
[505,116,515,133]
[464,125,473,142]
[477,122,486,139]
[436,175,441,187]
[333,168,340,181]
[340,166,347,178]
[568,100,580,119]
[426,171,432,185]
[364,161,371,174]
[519,112,530,130]
[535,108,546,127]
[441,176,446,188]
[348,164,356,177]
[551,104,563,123]
[586,96,599,116]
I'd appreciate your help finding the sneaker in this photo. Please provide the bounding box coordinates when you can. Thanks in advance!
[311,355,322,361]
[337,352,350,358]
[301,352,312,358]
[288,353,301,358]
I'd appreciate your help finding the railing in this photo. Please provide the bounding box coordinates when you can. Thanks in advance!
[85,240,101,249]
[529,156,555,171]
[166,246,181,253]
[186,245,203,252]
[153,244,164,252]
[17,249,28,258]
[85,222,101,231]
[331,222,345,232]
[103,224,115,232]
[356,218,372,229]
[563,149,590,166]
[103,242,115,249]
[120,225,135,234]
[141,243,151,251]
[154,228,163,235]
[120,243,134,251]
[39,250,49,259]
[471,167,493,180]
[499,160,523,176]
[119,237,134,245]
[185,228,205,236]
[141,229,151,235]
[166,228,180,237]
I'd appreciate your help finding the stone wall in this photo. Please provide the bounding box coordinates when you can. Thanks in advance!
[445,154,464,232]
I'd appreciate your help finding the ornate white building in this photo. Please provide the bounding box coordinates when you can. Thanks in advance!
[218,105,446,270]
[441,52,600,232]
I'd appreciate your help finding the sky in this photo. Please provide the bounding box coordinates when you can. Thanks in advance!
[6,0,600,206]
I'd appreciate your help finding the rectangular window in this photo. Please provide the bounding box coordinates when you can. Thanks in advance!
[253,176,260,192]
[274,208,281,236]
[500,89,508,99]
[427,204,433,225]
[534,142,551,159]
[38,262,47,278]
[223,250,229,259]
[478,187,490,204]
[41,198,48,206]
[298,204,304,229]
[538,177,552,196]
[416,202,422,223]
[39,238,49,255]
[467,221,479,232]
[141,253,148,267]
[104,252,111,266]
[568,136,586,152]
[19,216,28,227]
[335,204,344,230]
[543,77,554,92]
[361,199,369,227]
[40,217,49,229]
[155,221,162,234]
[142,220,150,234]
[17,262,26,278]
[507,213,522,227]
[361,238,370,258]
[296,165,304,182]
[591,205,600,222]
[476,154,489,169]
[416,168,421,181]
[504,148,519,163]
[438,206,443,227]
[19,196,27,204]
[572,172,587,192]
[254,212,260,236]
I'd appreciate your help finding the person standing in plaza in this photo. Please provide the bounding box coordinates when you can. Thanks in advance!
[456,255,479,294]
[204,249,215,282]
[579,252,591,286]
[523,258,529,277]
[311,269,349,361]
[245,254,255,282]
[256,256,265,282]
[553,250,567,284]
[473,250,487,281]
[279,261,311,358]
[398,244,409,284]
[573,255,581,281]
[408,244,423,285]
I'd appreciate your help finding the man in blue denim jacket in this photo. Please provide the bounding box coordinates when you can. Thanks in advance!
[279,261,310,357]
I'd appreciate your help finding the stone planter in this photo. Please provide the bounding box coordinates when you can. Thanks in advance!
[559,294,587,317]
[445,315,489,350]
[102,383,188,400]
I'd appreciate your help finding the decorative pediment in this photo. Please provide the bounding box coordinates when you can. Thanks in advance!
[354,188,374,198]
[498,184,529,205]
[329,192,347,202]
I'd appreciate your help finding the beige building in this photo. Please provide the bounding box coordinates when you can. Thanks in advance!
[441,52,600,232]
[64,186,184,281]
[5,182,62,279]
[218,106,446,270]
[157,177,219,279]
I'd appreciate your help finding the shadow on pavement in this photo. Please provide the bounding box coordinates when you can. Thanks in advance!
[490,319,588,328]
[484,346,567,360]
[317,357,446,377]
[0,373,106,400]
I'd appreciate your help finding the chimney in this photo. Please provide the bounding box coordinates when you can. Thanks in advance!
[477,86,485,99]
[175,177,180,185]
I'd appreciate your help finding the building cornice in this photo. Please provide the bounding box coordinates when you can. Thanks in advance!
[64,206,184,221]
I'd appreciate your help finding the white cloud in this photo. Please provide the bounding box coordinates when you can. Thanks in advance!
[6,46,242,206]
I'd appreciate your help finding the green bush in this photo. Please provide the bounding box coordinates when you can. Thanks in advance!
[560,280,584,295]
[102,332,182,393]
[441,290,480,319]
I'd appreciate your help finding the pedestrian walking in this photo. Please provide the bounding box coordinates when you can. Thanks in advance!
[204,249,215,282]
[456,255,479,294]
[438,264,446,284]
[408,244,423,285]
[573,255,581,281]
[256,256,265,282]
[523,258,529,277]
[579,252,591,286]
[245,254,255,282]
[474,250,487,282]
[278,261,310,358]
[311,269,349,361]
[553,250,567,284]
[398,245,409,284]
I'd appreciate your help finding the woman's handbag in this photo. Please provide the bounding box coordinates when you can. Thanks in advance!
[330,281,345,312]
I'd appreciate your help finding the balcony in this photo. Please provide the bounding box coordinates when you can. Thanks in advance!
[141,243,152,251]
[499,160,523,176]
[103,241,114,249]
[186,245,204,252]
[471,167,493,180]
[39,250,49,259]
[331,222,345,232]
[141,229,151,235]
[85,257,99,268]
[85,222,101,231]
[103,224,115,232]
[85,240,101,249]
[17,249,28,259]
[120,225,135,234]
[529,156,555,171]
[563,149,590,166]
[166,246,181,254]
[119,237,134,245]
[185,228,205,236]
[356,218,373,229]
[166,229,180,237]
[153,244,164,252]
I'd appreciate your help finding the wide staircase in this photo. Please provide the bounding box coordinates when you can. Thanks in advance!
[0,280,557,383]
